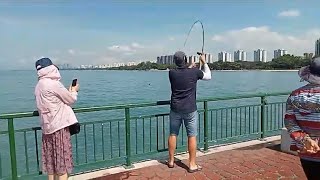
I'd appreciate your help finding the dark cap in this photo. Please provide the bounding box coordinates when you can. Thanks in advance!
[309,57,320,76]
[173,51,187,67]
[35,58,53,71]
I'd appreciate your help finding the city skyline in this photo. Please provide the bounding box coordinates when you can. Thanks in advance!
[1,1,320,69]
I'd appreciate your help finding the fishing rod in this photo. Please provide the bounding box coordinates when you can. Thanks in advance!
[183,20,205,69]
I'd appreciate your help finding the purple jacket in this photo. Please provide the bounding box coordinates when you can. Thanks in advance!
[35,65,78,134]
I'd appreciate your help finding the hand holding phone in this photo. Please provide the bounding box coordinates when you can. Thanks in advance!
[72,79,77,87]
[69,79,79,92]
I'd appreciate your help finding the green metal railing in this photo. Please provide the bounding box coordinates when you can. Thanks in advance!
[0,92,290,180]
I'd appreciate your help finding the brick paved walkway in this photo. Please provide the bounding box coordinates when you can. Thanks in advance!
[93,142,307,180]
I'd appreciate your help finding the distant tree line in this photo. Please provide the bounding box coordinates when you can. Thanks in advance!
[82,54,311,71]
[208,54,310,70]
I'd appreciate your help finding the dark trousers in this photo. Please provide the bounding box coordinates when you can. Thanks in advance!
[300,159,320,180]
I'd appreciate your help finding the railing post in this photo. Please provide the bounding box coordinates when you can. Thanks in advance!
[0,151,2,179]
[8,118,18,180]
[203,101,209,151]
[124,108,133,168]
[260,96,267,139]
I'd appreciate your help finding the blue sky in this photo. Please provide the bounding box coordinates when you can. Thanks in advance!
[1,1,320,69]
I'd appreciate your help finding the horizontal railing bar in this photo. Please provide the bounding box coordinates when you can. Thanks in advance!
[0,119,126,134]
[80,118,125,125]
[15,127,41,133]
[208,104,261,111]
[0,92,290,119]
[197,92,289,102]
[130,113,169,120]
[0,102,169,119]
[0,127,41,134]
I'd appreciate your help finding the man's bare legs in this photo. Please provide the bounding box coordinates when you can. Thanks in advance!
[188,136,198,170]
[168,135,200,170]
[168,135,177,166]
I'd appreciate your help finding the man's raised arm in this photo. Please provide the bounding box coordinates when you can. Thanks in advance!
[199,54,211,80]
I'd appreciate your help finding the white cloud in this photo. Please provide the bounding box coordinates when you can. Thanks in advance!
[107,42,146,54]
[131,42,144,48]
[66,49,96,56]
[278,9,300,17]
[108,45,136,53]
[210,26,320,60]
[68,49,75,55]
[211,35,223,41]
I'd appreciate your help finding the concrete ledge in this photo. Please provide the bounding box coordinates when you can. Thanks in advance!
[280,128,298,155]
[69,136,281,180]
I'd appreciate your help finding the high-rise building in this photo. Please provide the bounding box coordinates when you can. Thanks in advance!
[234,50,247,61]
[156,55,174,65]
[303,53,314,59]
[274,49,288,59]
[188,55,200,64]
[156,56,165,64]
[254,49,267,62]
[188,53,213,63]
[316,39,320,57]
[205,53,214,63]
[168,55,174,65]
[218,51,232,62]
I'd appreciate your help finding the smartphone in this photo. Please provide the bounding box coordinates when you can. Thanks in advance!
[72,79,77,87]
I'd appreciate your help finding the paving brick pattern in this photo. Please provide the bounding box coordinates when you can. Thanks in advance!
[93,143,307,180]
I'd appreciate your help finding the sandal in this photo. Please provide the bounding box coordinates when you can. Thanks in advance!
[166,160,174,168]
[188,165,202,173]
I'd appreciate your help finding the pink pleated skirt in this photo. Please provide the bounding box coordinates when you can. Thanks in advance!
[42,127,73,175]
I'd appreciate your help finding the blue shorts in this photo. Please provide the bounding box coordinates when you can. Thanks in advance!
[169,110,198,137]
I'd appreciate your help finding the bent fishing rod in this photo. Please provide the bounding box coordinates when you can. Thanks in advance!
[183,20,205,68]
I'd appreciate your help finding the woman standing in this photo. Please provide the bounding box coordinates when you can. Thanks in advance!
[34,58,79,180]
[284,57,320,180]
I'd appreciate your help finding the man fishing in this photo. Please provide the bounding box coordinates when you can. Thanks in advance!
[167,51,211,173]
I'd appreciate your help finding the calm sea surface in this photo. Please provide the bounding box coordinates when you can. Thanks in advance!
[0,70,303,114]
